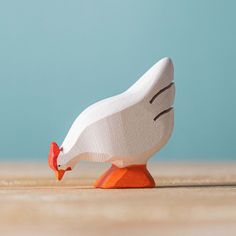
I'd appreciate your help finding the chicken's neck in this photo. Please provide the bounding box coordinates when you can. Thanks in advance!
[62,150,97,169]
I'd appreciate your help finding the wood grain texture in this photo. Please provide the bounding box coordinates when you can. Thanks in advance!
[0,161,236,236]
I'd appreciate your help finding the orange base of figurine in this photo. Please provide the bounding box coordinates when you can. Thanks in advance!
[94,164,156,189]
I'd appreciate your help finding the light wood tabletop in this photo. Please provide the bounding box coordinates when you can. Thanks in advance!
[0,161,236,236]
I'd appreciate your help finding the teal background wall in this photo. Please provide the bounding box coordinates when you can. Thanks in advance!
[0,0,235,161]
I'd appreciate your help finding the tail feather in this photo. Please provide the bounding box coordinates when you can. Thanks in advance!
[127,57,174,102]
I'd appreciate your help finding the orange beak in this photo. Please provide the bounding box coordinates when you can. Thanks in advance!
[55,167,72,181]
[55,169,66,181]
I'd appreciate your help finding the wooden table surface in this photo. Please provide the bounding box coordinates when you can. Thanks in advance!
[0,161,236,236]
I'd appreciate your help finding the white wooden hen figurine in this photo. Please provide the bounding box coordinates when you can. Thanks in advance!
[48,57,175,188]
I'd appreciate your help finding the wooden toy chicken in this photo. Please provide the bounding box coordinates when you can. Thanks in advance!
[48,57,175,188]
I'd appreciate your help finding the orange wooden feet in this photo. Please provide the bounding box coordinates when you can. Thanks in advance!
[94,164,156,189]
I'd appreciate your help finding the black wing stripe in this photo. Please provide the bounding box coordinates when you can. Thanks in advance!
[149,82,174,104]
[154,107,173,121]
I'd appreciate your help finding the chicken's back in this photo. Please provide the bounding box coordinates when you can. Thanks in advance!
[61,90,141,154]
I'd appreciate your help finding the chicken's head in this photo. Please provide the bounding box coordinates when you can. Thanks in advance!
[48,142,71,181]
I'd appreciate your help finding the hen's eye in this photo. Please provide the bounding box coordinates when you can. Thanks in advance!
[60,147,63,152]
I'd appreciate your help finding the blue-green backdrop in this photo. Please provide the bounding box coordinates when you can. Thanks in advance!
[0,0,235,161]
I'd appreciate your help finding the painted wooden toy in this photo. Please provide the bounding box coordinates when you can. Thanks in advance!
[48,57,175,188]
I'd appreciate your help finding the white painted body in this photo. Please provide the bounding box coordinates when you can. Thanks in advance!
[58,57,175,169]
